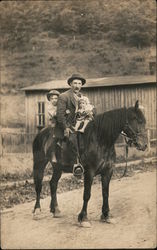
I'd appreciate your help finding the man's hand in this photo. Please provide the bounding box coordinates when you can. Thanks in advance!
[64,128,72,138]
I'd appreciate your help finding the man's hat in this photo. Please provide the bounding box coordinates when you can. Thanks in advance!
[47,90,60,101]
[67,73,86,86]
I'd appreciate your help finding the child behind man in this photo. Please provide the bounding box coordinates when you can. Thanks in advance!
[47,90,60,127]
[73,96,94,132]
[46,90,60,163]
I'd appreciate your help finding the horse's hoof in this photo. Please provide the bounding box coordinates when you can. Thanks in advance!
[53,208,61,218]
[53,213,61,218]
[79,221,92,228]
[33,208,41,220]
[35,208,41,214]
[100,215,116,224]
[53,212,61,218]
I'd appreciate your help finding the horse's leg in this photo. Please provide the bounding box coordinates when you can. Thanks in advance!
[78,171,94,224]
[49,164,62,217]
[33,159,47,213]
[101,164,113,223]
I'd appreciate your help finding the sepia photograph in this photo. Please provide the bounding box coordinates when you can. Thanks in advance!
[0,0,156,249]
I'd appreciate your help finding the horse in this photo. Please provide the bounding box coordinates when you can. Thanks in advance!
[32,100,147,225]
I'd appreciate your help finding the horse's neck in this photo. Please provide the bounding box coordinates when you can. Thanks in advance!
[111,108,127,140]
[116,107,127,131]
[98,108,127,146]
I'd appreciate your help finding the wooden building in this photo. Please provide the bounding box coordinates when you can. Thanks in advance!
[22,75,156,134]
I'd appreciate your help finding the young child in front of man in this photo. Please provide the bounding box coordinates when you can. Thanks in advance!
[73,96,94,133]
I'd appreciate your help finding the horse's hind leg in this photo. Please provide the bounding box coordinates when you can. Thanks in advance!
[33,159,47,213]
[49,164,62,217]
[101,164,113,223]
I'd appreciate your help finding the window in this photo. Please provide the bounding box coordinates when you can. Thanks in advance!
[149,61,156,75]
[37,102,45,129]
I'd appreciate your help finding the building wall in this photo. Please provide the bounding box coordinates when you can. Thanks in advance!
[26,91,47,134]
[25,84,156,134]
[82,84,156,129]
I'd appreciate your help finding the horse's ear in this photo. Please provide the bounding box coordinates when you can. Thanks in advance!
[135,100,139,110]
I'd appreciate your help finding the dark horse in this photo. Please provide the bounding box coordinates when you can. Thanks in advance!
[33,100,147,225]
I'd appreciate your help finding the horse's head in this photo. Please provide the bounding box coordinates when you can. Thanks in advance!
[123,100,147,151]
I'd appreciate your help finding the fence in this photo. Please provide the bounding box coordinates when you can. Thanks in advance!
[0,132,36,155]
[0,128,156,155]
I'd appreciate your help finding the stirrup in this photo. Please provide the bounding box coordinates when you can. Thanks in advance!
[73,163,84,177]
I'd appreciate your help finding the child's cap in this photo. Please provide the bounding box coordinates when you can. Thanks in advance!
[47,90,60,101]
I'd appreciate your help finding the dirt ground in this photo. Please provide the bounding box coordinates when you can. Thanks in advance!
[1,170,156,249]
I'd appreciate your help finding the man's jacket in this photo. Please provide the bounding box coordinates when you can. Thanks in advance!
[54,89,81,139]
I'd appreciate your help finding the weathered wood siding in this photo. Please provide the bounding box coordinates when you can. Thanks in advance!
[82,84,156,129]
[26,84,156,134]
[26,92,47,133]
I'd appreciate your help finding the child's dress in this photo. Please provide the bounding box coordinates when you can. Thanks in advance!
[74,99,94,132]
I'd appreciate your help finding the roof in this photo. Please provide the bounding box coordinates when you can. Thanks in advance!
[21,75,156,91]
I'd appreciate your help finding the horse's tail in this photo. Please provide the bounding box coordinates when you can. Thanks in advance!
[32,132,42,155]
[33,134,49,206]
[33,126,55,163]
[32,128,50,187]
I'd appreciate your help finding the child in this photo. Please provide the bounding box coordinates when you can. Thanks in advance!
[73,96,94,132]
[46,90,60,163]
[47,90,60,127]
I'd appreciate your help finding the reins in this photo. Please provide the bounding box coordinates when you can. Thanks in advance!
[120,118,140,178]
[120,112,137,178]
[120,134,129,178]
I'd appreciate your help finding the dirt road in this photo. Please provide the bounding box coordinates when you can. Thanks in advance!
[1,170,156,249]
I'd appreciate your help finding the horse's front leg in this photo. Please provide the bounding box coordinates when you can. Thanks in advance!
[78,171,94,224]
[50,165,62,217]
[101,164,113,223]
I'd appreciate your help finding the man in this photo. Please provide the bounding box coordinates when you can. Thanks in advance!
[54,73,88,175]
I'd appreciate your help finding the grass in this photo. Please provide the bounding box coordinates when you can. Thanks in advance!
[0,146,156,182]
[0,153,53,182]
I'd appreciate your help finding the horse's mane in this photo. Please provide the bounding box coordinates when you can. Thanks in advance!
[84,108,127,147]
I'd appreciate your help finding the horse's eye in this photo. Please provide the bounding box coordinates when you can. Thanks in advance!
[132,116,137,121]
[138,119,143,124]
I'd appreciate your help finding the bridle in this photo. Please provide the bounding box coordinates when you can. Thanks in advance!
[121,120,144,148]
[120,119,145,178]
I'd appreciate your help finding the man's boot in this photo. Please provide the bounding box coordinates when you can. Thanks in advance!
[73,160,84,177]
[69,133,84,177]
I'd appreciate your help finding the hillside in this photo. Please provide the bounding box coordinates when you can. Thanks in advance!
[0,0,156,127]
[1,0,156,92]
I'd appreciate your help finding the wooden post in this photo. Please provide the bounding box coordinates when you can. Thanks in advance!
[0,134,3,157]
[147,128,151,153]
[24,133,27,153]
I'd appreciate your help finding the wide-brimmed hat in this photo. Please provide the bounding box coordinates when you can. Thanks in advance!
[47,90,60,101]
[67,73,86,86]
